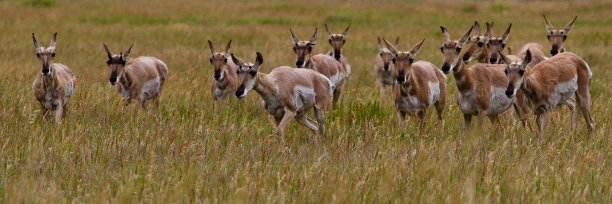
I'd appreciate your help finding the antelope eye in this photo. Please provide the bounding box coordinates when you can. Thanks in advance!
[501,43,505,48]
[36,53,40,57]
[392,58,396,63]
[440,47,444,53]
[477,42,483,47]
[223,58,227,63]
[307,46,312,52]
[409,58,414,63]
[51,53,56,57]
[328,39,332,44]
[293,47,296,52]
[547,35,551,40]
[342,39,346,43]
[209,58,213,63]
[106,60,111,65]
[455,47,461,52]
[518,69,525,75]
[486,43,490,48]
[380,53,383,57]
[249,70,257,76]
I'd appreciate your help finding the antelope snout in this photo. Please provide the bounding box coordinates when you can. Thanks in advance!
[441,63,451,74]
[550,49,559,56]
[235,84,246,99]
[462,53,471,63]
[333,50,341,60]
[396,76,405,84]
[383,64,390,71]
[489,57,498,64]
[295,61,304,68]
[109,78,118,85]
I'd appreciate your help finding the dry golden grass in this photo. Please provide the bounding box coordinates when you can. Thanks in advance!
[1,0,611,203]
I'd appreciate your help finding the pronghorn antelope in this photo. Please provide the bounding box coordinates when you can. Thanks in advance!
[32,33,76,124]
[374,36,399,97]
[440,26,515,134]
[103,44,168,109]
[462,21,492,64]
[208,40,239,100]
[384,39,446,132]
[233,52,332,143]
[544,15,577,56]
[501,50,593,136]
[463,22,512,64]
[290,27,346,109]
[325,24,352,77]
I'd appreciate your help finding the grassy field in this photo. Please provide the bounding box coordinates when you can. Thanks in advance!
[1,0,611,202]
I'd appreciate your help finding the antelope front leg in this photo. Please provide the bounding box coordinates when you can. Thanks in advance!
[314,107,327,137]
[417,110,427,135]
[55,103,64,124]
[537,111,551,137]
[397,111,406,130]
[276,109,296,144]
[378,79,387,98]
[39,102,49,121]
[463,114,472,135]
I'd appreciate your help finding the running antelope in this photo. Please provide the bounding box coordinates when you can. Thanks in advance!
[463,22,512,64]
[325,24,352,77]
[374,36,399,97]
[544,15,577,56]
[462,21,492,64]
[103,44,168,109]
[290,27,346,109]
[208,40,239,100]
[384,39,446,133]
[501,50,593,136]
[233,52,332,143]
[440,26,515,134]
[32,33,75,124]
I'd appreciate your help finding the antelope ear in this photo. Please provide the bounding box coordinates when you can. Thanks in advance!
[32,33,42,51]
[383,38,399,55]
[325,24,333,37]
[409,39,425,57]
[473,21,481,36]
[207,40,215,57]
[563,16,577,34]
[377,36,383,50]
[290,28,299,45]
[543,14,555,33]
[49,32,57,51]
[342,24,350,36]
[501,23,512,43]
[254,52,264,71]
[458,26,474,45]
[224,40,232,56]
[230,53,243,67]
[522,49,532,67]
[498,50,510,65]
[485,22,494,39]
[309,27,318,45]
[123,44,134,59]
[440,26,450,43]
[103,43,113,59]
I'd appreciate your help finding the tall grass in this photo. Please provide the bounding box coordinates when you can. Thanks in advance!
[1,0,611,202]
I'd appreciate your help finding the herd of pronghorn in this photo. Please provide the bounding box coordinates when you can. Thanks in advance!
[32,15,594,143]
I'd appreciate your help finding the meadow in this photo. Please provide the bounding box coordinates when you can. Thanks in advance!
[1,0,611,202]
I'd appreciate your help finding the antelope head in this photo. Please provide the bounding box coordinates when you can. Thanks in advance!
[290,27,318,68]
[462,21,490,63]
[544,15,577,56]
[233,52,263,99]
[378,36,399,72]
[440,26,473,74]
[384,38,425,84]
[208,40,232,80]
[501,49,532,98]
[32,33,57,76]
[486,23,512,64]
[103,43,133,85]
[325,24,350,61]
